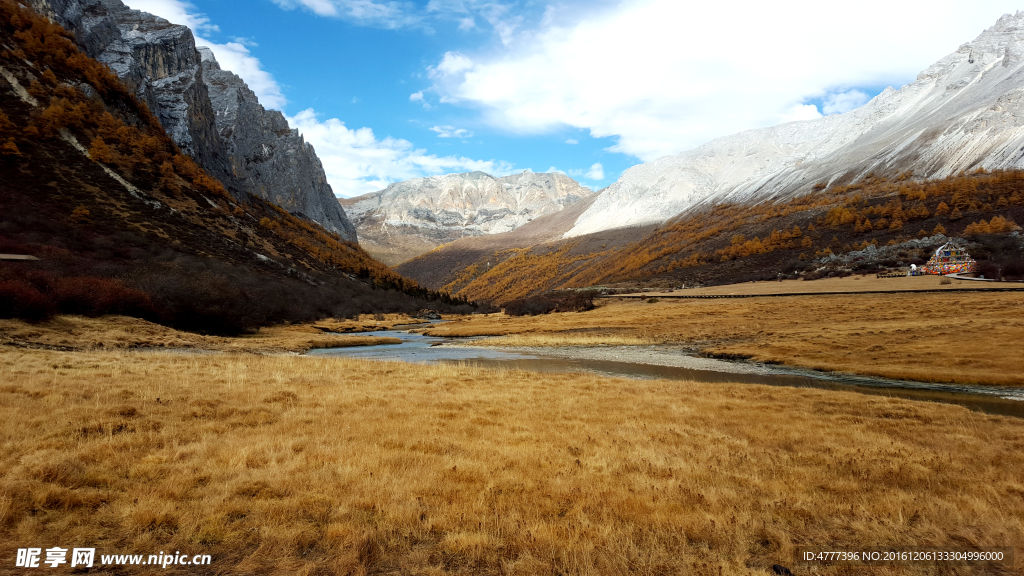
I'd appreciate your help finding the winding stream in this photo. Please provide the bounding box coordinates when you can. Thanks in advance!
[308,329,1024,418]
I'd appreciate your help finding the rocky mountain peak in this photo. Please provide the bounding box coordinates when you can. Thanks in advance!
[341,170,593,265]
[198,47,356,239]
[32,0,356,241]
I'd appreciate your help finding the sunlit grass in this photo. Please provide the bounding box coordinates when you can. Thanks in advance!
[1,348,1021,575]
[0,314,407,353]
[427,292,1024,386]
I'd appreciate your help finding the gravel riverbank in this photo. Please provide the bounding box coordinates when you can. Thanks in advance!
[445,342,779,375]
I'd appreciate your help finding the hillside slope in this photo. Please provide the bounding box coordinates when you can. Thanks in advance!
[567,11,1024,238]
[0,1,467,333]
[28,0,356,239]
[342,170,592,264]
[406,170,1024,303]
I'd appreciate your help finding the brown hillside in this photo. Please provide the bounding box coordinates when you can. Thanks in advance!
[401,169,1024,304]
[395,194,657,290]
[0,1,469,333]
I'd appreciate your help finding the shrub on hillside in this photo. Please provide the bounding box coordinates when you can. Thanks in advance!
[504,291,596,316]
[997,257,1024,281]
[51,276,155,317]
[976,260,1001,280]
[0,279,55,322]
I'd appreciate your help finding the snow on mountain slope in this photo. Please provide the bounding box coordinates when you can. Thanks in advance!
[567,12,1024,238]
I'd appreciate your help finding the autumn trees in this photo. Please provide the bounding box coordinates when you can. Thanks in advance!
[440,168,1024,303]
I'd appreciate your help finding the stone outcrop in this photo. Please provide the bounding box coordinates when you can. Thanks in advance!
[341,170,592,265]
[31,0,356,240]
[199,48,355,241]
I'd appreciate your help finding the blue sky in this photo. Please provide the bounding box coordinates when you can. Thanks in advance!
[126,0,1022,197]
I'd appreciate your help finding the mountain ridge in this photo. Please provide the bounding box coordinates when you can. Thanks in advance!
[566,11,1024,238]
[29,0,357,240]
[199,47,357,241]
[342,170,593,265]
[394,13,1024,303]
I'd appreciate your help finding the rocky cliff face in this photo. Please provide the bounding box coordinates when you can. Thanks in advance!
[199,48,355,241]
[31,0,227,174]
[341,171,592,265]
[31,0,356,240]
[566,12,1024,238]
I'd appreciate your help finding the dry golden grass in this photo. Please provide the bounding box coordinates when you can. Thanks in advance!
[0,348,1022,575]
[427,292,1024,386]
[0,315,413,354]
[637,274,1024,296]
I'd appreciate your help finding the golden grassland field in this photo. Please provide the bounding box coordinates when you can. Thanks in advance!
[1,348,1022,575]
[0,314,419,354]
[428,291,1024,386]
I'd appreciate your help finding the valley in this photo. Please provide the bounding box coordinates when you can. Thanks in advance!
[2,1,1024,574]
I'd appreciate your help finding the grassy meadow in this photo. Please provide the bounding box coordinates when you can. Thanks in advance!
[1,347,1022,575]
[430,291,1024,386]
[0,315,415,354]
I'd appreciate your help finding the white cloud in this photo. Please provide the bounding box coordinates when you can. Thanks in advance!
[822,89,871,115]
[562,163,604,182]
[781,103,822,123]
[409,90,432,109]
[271,0,526,38]
[565,138,578,145]
[429,52,474,78]
[427,0,1023,161]
[200,41,287,109]
[123,0,286,109]
[123,0,218,32]
[272,0,342,16]
[476,3,521,46]
[430,125,473,138]
[270,0,419,28]
[288,109,514,196]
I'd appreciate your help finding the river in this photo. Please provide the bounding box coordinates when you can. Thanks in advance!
[308,328,1024,419]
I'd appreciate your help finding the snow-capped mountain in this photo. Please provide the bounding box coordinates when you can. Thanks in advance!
[340,170,592,264]
[566,11,1024,238]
